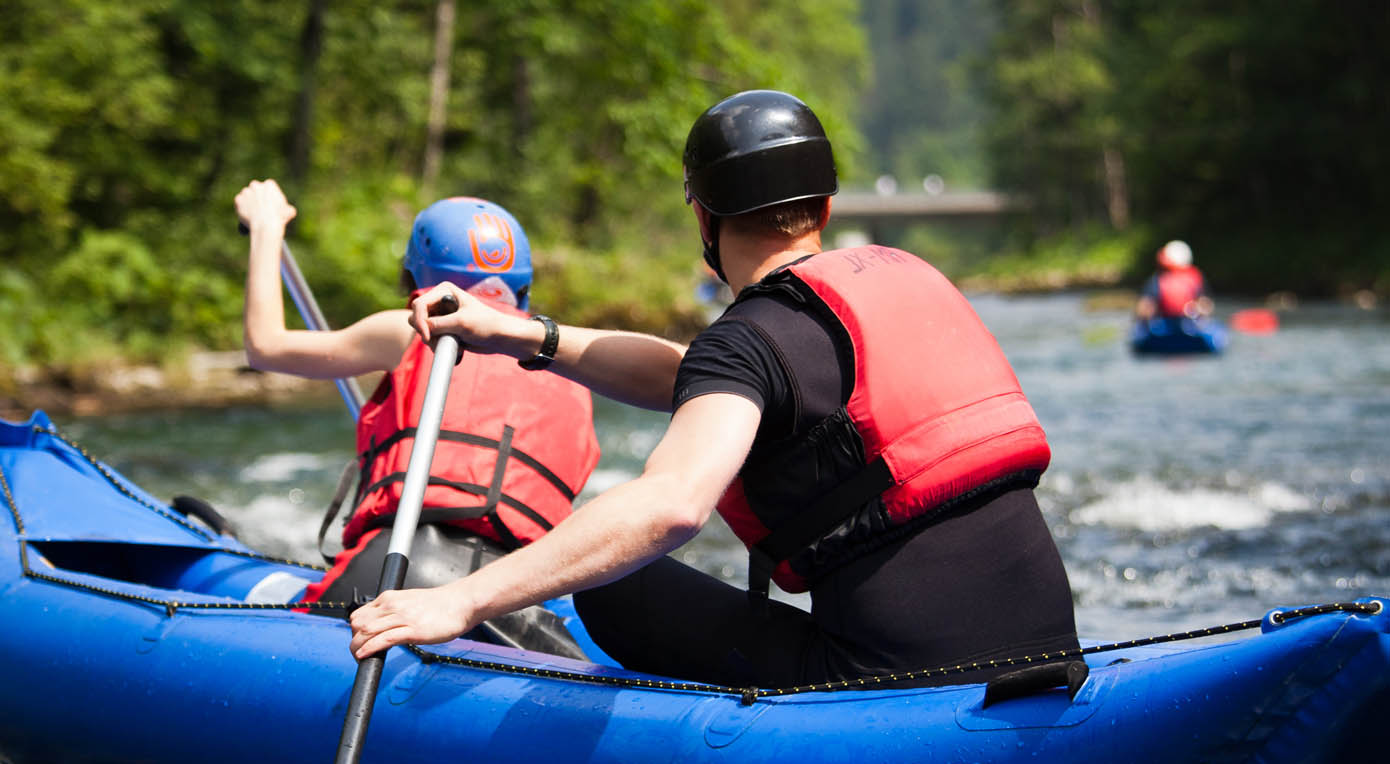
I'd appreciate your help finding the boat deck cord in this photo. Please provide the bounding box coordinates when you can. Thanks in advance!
[4,424,1385,706]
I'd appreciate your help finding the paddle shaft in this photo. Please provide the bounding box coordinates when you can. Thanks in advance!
[281,242,367,420]
[239,222,367,420]
[335,298,461,764]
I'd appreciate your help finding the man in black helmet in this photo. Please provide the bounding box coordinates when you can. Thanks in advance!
[350,90,1079,689]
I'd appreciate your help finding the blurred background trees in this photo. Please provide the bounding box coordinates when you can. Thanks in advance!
[982,0,1390,293]
[1,0,1385,370]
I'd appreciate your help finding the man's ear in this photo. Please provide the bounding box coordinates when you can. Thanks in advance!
[818,197,833,230]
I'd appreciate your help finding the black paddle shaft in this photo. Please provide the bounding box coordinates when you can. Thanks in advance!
[334,553,408,763]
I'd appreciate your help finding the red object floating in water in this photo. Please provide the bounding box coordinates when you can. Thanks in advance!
[1229,308,1279,334]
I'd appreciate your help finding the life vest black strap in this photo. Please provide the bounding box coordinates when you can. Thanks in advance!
[748,465,1046,602]
[485,425,515,517]
[361,511,525,552]
[747,456,893,600]
[747,545,776,613]
[487,512,524,550]
[483,426,525,549]
[317,459,362,565]
[360,474,553,538]
[359,427,577,501]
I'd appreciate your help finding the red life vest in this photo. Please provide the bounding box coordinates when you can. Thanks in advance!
[1156,266,1205,317]
[715,247,1052,594]
[340,305,600,552]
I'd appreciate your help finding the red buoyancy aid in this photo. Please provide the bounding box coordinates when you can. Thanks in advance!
[1156,266,1205,317]
[341,306,600,552]
[716,246,1052,594]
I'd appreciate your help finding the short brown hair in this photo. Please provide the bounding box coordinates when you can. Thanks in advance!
[723,197,825,238]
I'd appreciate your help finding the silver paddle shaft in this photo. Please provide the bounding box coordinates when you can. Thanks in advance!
[384,332,460,558]
[278,241,366,421]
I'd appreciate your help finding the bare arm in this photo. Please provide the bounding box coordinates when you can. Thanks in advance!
[235,179,413,378]
[1134,295,1156,319]
[409,282,688,411]
[348,392,761,658]
[245,309,414,380]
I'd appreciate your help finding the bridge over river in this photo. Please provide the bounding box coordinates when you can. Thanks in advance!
[831,190,1015,219]
[827,190,1020,244]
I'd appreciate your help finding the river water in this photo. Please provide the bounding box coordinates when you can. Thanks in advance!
[45,293,1389,640]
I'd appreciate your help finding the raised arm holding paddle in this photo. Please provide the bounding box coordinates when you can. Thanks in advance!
[235,180,604,758]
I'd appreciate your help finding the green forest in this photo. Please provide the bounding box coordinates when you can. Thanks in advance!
[3,0,1387,374]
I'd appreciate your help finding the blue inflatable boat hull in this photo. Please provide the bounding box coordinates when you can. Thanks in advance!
[1130,316,1228,355]
[2,411,1387,763]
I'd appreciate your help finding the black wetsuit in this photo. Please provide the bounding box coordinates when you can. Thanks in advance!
[574,282,1078,689]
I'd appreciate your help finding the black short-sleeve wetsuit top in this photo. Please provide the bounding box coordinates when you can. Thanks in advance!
[674,280,849,447]
[574,267,1078,689]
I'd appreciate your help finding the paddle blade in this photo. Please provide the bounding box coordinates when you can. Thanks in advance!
[1230,309,1279,334]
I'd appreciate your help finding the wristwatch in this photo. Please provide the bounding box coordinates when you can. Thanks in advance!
[518,315,558,371]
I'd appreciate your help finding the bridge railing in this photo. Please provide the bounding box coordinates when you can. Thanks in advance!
[831,190,1020,221]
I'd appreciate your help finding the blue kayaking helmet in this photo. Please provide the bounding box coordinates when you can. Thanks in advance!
[402,197,533,309]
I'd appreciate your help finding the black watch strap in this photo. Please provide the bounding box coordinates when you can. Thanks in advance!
[518,314,558,371]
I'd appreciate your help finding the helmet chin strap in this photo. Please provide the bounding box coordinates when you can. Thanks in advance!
[701,215,728,284]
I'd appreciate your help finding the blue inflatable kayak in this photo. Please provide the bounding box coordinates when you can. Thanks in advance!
[2,410,1387,763]
[1130,316,1228,355]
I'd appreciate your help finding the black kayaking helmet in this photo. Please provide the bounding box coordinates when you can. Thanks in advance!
[683,90,838,282]
[683,90,838,216]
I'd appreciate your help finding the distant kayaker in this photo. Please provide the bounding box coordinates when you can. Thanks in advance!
[1135,240,1214,320]
[350,90,1080,688]
[235,182,599,657]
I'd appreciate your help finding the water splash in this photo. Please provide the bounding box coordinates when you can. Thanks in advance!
[240,452,340,482]
[1069,476,1310,531]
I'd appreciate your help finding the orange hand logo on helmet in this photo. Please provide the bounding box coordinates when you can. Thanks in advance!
[468,212,515,272]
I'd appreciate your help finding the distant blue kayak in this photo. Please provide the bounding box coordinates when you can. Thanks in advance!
[2,409,1387,763]
[1130,316,1228,355]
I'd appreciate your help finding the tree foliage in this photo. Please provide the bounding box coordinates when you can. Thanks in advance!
[858,0,996,189]
[981,0,1390,293]
[0,0,867,367]
[7,1,1388,374]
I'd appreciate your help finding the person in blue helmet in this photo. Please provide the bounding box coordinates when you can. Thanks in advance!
[235,179,600,657]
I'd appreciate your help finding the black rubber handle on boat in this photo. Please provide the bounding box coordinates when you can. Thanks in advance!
[336,553,409,763]
[981,660,1089,708]
[170,495,236,537]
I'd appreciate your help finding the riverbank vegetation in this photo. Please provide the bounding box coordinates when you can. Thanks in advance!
[979,1,1390,298]
[1,0,867,375]
[3,0,1387,387]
